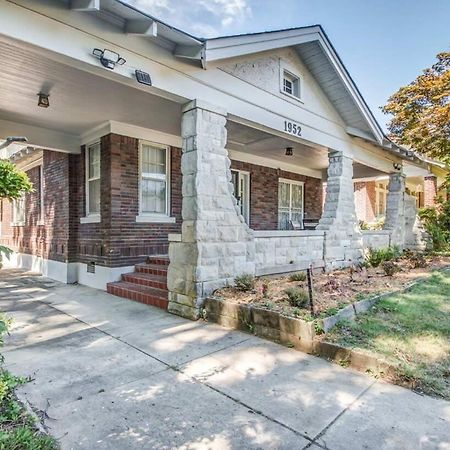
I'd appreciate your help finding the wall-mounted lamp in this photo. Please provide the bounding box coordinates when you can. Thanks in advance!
[393,162,401,170]
[285,146,293,156]
[37,93,50,108]
[93,48,126,70]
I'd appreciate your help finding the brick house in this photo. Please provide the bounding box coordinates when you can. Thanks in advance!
[0,0,438,319]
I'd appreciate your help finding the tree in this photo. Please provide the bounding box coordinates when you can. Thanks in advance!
[382,51,450,163]
[0,159,32,200]
[0,160,33,262]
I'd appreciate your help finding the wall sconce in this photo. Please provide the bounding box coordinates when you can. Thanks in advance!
[37,93,50,108]
[393,162,401,170]
[285,146,293,156]
[93,48,126,70]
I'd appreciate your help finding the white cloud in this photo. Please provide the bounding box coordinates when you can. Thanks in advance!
[123,0,252,37]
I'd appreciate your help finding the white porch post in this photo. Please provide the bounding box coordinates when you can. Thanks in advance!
[317,150,363,269]
[167,99,255,320]
[383,172,406,248]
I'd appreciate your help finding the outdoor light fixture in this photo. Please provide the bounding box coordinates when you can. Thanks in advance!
[93,48,126,70]
[0,136,28,150]
[285,146,293,156]
[393,162,401,170]
[37,93,50,108]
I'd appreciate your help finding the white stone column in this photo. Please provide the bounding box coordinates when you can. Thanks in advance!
[383,172,406,248]
[167,99,255,320]
[317,150,363,269]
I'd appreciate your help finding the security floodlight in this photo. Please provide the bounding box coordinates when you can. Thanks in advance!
[93,48,126,70]
[0,136,28,150]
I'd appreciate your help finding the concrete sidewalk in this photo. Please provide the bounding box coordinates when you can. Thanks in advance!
[1,269,449,450]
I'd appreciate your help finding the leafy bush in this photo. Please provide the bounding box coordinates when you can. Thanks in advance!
[419,194,450,251]
[289,271,306,282]
[234,274,255,292]
[365,246,401,267]
[284,287,309,308]
[0,160,33,200]
[381,261,400,276]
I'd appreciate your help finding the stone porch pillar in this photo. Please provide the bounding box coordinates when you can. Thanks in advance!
[424,175,438,207]
[167,100,255,320]
[317,151,363,269]
[383,172,406,247]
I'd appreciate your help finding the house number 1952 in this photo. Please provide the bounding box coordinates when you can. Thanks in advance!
[284,120,302,137]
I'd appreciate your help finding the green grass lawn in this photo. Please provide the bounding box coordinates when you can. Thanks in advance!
[326,270,450,400]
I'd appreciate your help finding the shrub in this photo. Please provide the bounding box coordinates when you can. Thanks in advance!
[234,274,255,291]
[381,261,400,276]
[419,194,450,251]
[284,287,309,308]
[409,252,427,269]
[365,246,401,267]
[289,271,306,282]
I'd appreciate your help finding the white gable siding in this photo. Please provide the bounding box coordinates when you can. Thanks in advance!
[218,48,346,128]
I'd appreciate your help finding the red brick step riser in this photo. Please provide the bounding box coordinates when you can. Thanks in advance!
[121,273,167,290]
[107,283,168,310]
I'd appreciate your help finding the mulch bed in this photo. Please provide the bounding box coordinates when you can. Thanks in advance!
[213,255,450,319]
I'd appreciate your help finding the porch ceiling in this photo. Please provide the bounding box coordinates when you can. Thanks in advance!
[0,39,182,143]
[226,120,329,174]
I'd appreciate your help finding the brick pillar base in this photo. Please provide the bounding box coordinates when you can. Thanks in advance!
[424,175,438,208]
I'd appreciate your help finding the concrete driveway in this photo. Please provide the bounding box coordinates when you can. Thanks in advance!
[1,269,449,450]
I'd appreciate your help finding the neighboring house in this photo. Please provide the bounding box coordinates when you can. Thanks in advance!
[0,0,434,319]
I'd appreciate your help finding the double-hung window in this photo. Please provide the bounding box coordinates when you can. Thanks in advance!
[86,142,101,216]
[139,142,170,218]
[278,179,304,230]
[231,169,250,225]
[12,194,26,226]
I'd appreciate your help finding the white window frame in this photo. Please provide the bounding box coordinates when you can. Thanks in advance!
[375,182,388,218]
[12,194,26,226]
[36,164,45,226]
[280,68,301,101]
[278,178,305,230]
[136,140,175,223]
[231,169,250,225]
[81,141,101,224]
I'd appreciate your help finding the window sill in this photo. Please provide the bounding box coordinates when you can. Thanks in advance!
[280,89,303,103]
[11,222,25,227]
[136,214,176,224]
[36,220,45,226]
[80,215,101,224]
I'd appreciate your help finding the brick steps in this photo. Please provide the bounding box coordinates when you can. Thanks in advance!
[107,255,169,310]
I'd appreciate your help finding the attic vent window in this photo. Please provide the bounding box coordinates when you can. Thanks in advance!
[282,70,300,99]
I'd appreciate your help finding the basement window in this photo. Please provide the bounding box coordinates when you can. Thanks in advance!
[282,70,301,99]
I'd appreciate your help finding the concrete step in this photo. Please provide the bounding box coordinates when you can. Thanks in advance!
[122,272,167,290]
[135,263,168,276]
[106,281,168,310]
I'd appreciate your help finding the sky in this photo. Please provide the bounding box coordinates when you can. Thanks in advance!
[124,0,450,130]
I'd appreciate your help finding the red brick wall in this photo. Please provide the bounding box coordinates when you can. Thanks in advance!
[0,151,70,263]
[424,175,437,207]
[354,181,376,223]
[230,160,323,230]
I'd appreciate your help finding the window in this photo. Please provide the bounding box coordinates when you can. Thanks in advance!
[375,183,388,217]
[12,194,26,225]
[231,169,250,225]
[139,142,170,216]
[282,70,300,99]
[278,179,304,230]
[86,142,101,216]
[36,165,44,225]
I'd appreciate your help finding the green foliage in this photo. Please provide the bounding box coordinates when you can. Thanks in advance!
[419,196,450,251]
[234,274,255,292]
[0,315,57,449]
[382,51,450,162]
[289,271,306,282]
[365,246,401,268]
[407,251,428,269]
[0,160,32,201]
[284,287,309,308]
